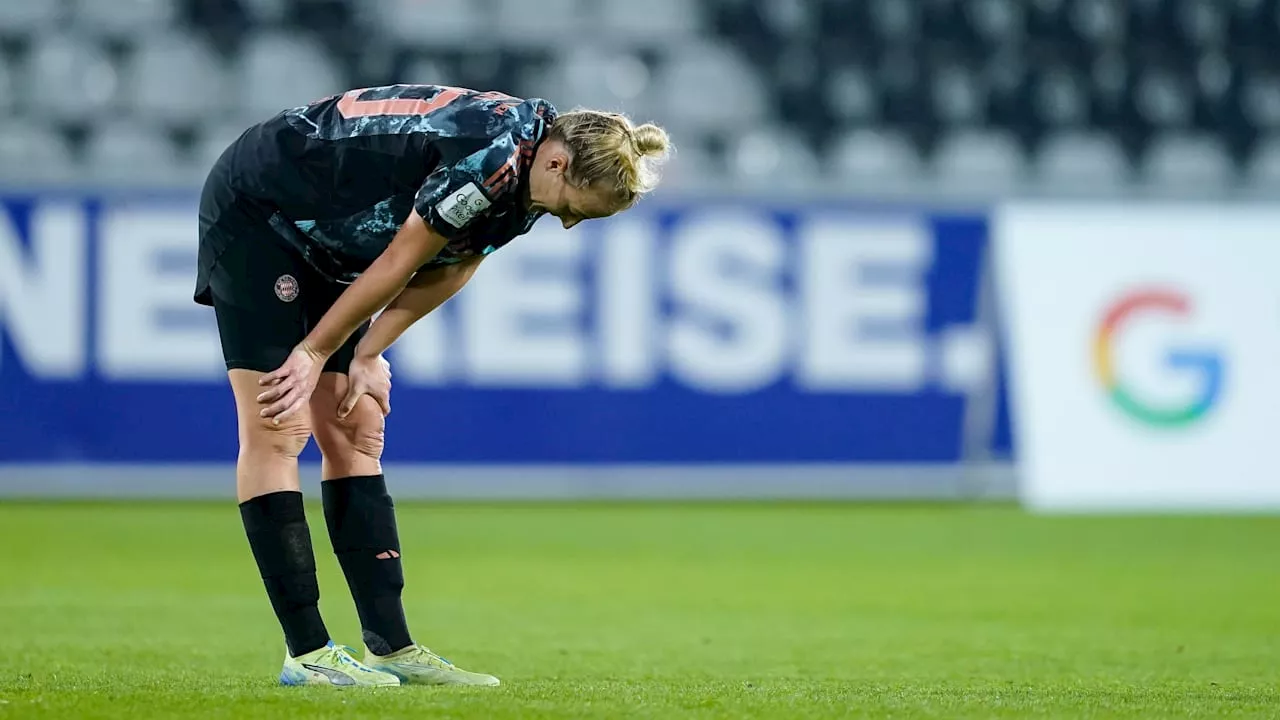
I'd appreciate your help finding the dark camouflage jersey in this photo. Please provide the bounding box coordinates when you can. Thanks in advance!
[222,84,557,283]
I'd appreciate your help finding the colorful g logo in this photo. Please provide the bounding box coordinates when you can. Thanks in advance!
[1094,290,1224,428]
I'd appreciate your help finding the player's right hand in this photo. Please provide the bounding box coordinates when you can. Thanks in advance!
[257,342,328,424]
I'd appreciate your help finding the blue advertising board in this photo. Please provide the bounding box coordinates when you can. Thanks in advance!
[0,194,1006,468]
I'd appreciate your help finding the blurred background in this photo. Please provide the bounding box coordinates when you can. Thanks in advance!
[2,5,1278,715]
[0,0,1277,510]
[4,0,1280,194]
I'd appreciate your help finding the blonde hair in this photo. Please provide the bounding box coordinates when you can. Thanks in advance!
[547,109,671,208]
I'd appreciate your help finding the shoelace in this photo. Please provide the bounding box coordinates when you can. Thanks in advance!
[327,645,372,671]
[403,645,455,668]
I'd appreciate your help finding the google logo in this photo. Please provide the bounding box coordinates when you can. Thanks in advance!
[1094,290,1224,428]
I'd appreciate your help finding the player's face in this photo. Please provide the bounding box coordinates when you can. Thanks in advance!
[528,143,622,229]
[544,183,619,230]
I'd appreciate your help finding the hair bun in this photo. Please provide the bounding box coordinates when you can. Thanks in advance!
[631,124,671,159]
[549,110,670,204]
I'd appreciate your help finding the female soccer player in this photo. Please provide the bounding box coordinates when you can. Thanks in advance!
[194,84,670,687]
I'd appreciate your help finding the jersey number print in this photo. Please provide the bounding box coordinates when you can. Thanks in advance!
[335,87,520,119]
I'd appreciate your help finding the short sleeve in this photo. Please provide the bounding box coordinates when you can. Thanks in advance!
[414,132,521,239]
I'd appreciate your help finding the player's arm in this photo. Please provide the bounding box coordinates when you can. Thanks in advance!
[259,136,508,421]
[352,255,484,360]
[330,256,483,418]
[343,132,516,362]
[301,131,512,360]
[257,211,446,421]
[301,209,446,358]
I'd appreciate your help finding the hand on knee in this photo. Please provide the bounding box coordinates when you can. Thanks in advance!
[315,399,385,477]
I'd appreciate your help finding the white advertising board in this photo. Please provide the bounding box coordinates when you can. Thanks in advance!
[996,202,1280,511]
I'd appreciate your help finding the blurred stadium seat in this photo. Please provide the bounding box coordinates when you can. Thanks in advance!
[235,31,345,122]
[0,126,77,185]
[727,125,820,190]
[522,47,656,119]
[24,33,122,124]
[0,0,62,39]
[1141,132,1237,193]
[663,138,720,191]
[932,130,1026,195]
[0,55,11,117]
[1245,133,1280,193]
[494,0,588,49]
[828,128,923,193]
[0,0,1276,194]
[1033,131,1132,193]
[84,121,192,186]
[238,0,287,24]
[69,0,178,40]
[126,33,228,127]
[597,0,702,46]
[655,42,769,136]
[359,0,484,50]
[193,121,249,173]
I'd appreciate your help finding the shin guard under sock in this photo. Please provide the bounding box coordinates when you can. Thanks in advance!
[239,491,330,657]
[322,475,411,656]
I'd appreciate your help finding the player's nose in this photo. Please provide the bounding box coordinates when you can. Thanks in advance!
[562,218,580,229]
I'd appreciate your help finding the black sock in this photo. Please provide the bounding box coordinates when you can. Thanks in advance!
[322,475,412,656]
[239,491,330,657]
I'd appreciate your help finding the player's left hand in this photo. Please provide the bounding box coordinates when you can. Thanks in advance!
[257,342,328,424]
[340,354,392,418]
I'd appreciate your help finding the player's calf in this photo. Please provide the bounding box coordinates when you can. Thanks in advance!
[309,375,409,656]
[241,489,331,658]
[321,474,410,656]
[228,370,332,658]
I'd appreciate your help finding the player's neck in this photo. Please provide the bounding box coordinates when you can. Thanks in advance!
[520,182,534,212]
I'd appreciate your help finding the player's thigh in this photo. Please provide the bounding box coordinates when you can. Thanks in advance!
[207,222,312,374]
[228,368,313,456]
[206,223,316,451]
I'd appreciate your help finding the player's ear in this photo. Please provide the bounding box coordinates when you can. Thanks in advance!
[546,149,572,176]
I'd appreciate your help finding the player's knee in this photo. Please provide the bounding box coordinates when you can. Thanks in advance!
[242,413,312,460]
[351,419,386,460]
[316,402,385,463]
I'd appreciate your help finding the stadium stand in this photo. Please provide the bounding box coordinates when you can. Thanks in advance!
[0,0,1275,193]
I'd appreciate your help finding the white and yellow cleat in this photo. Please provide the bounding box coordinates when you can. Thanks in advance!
[279,641,402,687]
[362,644,500,686]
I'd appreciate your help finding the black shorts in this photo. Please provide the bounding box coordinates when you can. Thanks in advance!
[195,149,366,374]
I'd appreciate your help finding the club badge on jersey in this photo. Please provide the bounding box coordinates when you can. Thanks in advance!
[274,274,299,303]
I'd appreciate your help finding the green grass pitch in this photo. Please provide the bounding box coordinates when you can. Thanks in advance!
[0,501,1276,718]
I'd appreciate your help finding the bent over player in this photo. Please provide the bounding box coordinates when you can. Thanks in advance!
[194,84,670,687]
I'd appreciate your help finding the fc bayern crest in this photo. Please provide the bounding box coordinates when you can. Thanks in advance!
[274,274,299,302]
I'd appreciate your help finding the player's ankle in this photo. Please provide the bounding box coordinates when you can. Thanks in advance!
[289,639,330,658]
[372,641,415,657]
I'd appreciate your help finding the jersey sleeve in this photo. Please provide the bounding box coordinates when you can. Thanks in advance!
[414,132,523,239]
